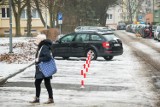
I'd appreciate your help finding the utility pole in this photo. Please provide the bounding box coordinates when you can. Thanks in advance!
[45,0,47,29]
[153,0,154,24]
[9,0,13,53]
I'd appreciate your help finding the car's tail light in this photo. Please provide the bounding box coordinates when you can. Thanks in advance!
[102,42,110,48]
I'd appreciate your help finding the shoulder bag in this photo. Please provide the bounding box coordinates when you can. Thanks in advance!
[37,46,57,77]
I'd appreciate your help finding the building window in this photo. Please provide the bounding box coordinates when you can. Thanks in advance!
[21,9,39,19]
[110,14,112,19]
[1,8,10,18]
[32,9,39,18]
[107,14,112,20]
[21,9,27,18]
[118,9,122,12]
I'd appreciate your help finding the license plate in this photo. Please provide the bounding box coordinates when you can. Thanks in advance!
[114,44,120,46]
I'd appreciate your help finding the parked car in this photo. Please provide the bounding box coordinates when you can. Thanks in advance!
[143,26,151,38]
[131,24,137,33]
[52,31,123,60]
[126,24,132,32]
[152,25,157,37]
[74,26,111,32]
[96,29,113,34]
[117,22,126,30]
[138,24,146,37]
[154,26,160,41]
[74,26,90,32]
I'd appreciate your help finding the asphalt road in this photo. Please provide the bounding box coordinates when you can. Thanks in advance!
[115,31,160,90]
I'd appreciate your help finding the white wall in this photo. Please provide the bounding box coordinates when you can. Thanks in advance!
[106,5,122,29]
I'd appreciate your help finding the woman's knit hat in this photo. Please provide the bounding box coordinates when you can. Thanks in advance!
[34,34,47,45]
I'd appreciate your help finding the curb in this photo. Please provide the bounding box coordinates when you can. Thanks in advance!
[0,62,34,85]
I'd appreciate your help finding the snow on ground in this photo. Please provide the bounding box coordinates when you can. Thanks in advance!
[1,43,158,107]
[0,33,160,106]
[0,37,36,64]
[0,37,36,80]
[124,31,160,48]
[124,31,160,65]
[1,32,160,80]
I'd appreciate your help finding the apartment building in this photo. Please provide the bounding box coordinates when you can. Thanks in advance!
[106,0,139,28]
[154,0,160,24]
[0,5,47,37]
[143,0,153,24]
[106,5,123,29]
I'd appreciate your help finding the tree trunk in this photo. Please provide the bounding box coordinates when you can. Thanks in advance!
[99,11,107,26]
[33,0,47,28]
[49,0,54,28]
[14,13,21,36]
[12,0,27,36]
[128,0,133,23]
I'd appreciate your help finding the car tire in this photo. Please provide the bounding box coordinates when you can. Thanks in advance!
[63,57,69,60]
[86,49,97,60]
[158,34,160,42]
[103,56,114,60]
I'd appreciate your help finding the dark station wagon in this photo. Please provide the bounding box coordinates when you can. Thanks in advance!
[52,31,123,60]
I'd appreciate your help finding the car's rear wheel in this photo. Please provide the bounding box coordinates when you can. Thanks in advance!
[103,56,114,60]
[63,57,69,60]
[154,36,157,40]
[158,34,160,42]
[86,49,97,60]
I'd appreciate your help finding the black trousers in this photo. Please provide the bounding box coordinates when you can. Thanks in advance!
[35,78,53,99]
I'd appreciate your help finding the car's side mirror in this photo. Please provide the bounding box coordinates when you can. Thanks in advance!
[56,40,61,43]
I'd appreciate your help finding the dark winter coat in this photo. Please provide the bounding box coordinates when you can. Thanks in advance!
[35,39,53,79]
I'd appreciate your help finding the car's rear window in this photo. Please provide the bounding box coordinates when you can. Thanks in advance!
[90,34,102,41]
[102,34,118,41]
[118,23,126,26]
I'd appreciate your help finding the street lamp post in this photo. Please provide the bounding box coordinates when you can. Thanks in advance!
[153,0,155,24]
[45,0,47,29]
[9,0,13,53]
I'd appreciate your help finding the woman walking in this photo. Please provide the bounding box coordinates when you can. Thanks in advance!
[30,34,54,104]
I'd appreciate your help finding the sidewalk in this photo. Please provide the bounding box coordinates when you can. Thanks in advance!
[0,62,34,85]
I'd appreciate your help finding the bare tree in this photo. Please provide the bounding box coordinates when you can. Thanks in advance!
[87,0,118,26]
[33,0,62,28]
[1,0,119,35]
[48,0,54,28]
[33,0,47,28]
[12,0,27,36]
[119,0,143,23]
[0,0,6,4]
[63,0,117,26]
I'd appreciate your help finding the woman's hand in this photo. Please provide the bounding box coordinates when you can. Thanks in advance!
[35,58,39,62]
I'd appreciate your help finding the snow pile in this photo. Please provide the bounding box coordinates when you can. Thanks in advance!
[0,37,36,64]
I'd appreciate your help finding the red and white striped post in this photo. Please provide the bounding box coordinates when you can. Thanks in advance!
[80,52,91,88]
